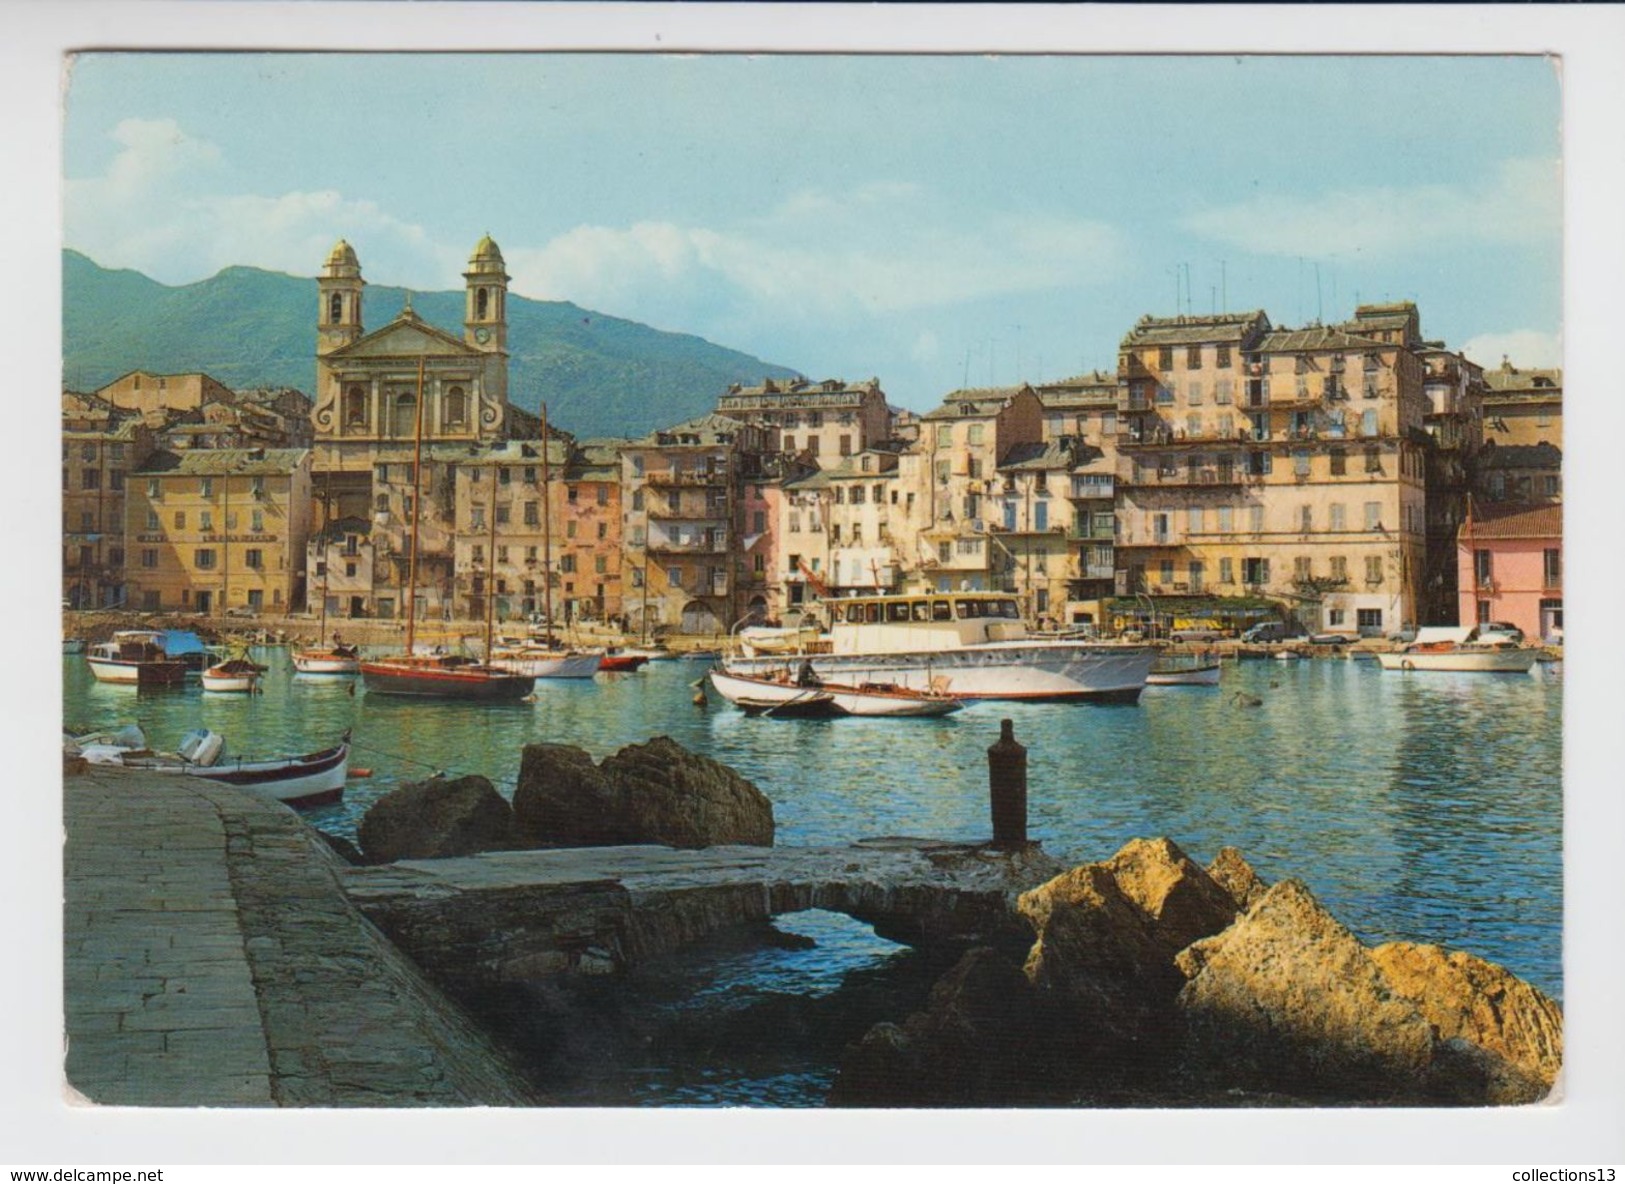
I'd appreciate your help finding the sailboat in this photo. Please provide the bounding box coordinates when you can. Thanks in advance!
[293,473,362,675]
[360,358,535,701]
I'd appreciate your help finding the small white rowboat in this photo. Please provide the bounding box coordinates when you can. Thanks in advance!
[1145,662,1223,687]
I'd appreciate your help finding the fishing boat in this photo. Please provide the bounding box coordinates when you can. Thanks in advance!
[201,655,266,693]
[69,725,350,808]
[721,592,1157,702]
[597,649,650,673]
[360,357,534,702]
[85,630,189,686]
[1145,660,1223,687]
[708,667,963,718]
[1375,626,1539,674]
[706,672,841,719]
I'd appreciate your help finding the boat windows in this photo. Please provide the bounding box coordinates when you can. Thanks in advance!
[911,601,932,622]
[931,600,953,622]
[886,602,912,623]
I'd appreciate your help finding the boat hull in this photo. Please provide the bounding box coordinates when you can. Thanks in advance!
[88,737,351,809]
[1376,648,1538,673]
[361,659,536,700]
[490,652,603,679]
[201,674,259,693]
[85,657,188,685]
[292,650,361,675]
[710,669,963,717]
[1146,663,1223,687]
[722,641,1156,702]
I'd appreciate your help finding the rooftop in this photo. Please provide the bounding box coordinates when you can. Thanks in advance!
[1485,362,1562,393]
[1119,311,1269,349]
[920,386,1034,421]
[1461,502,1562,541]
[137,448,310,476]
[1257,326,1390,354]
[1479,443,1562,471]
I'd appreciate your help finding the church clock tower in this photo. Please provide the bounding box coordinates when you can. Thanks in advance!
[463,234,509,354]
[316,239,365,356]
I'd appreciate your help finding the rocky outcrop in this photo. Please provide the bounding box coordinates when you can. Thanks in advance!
[1371,941,1563,1101]
[832,838,1562,1108]
[358,774,523,864]
[514,737,774,849]
[1206,845,1269,911]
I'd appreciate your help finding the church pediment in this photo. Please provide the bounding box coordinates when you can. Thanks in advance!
[329,317,477,360]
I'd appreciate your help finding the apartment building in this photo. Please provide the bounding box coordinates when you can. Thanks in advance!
[1116,310,1427,636]
[126,448,312,615]
[911,385,1044,593]
[63,403,157,609]
[1417,345,1487,623]
[1458,502,1562,642]
[715,376,890,465]
[621,414,773,635]
[822,447,905,595]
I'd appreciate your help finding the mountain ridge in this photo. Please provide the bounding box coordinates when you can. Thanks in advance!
[61,249,801,439]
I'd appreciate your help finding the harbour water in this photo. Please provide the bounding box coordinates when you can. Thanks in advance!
[63,650,1564,1104]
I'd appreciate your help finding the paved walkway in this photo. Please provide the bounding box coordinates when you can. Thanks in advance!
[64,768,532,1107]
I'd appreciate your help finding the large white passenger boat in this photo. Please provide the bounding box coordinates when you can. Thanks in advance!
[724,592,1157,702]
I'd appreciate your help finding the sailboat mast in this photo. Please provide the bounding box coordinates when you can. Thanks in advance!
[540,401,554,646]
[485,457,499,661]
[317,473,329,637]
[404,356,426,656]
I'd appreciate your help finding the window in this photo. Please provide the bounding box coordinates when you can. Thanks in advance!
[840,435,853,457]
[1220,557,1234,584]
[938,541,952,564]
[1543,475,1560,498]
[566,520,577,539]
[497,545,509,563]
[1361,410,1379,437]
[174,511,186,529]
[968,459,983,480]
[375,494,389,514]
[496,505,509,525]
[1187,413,1202,437]
[1365,502,1382,531]
[1217,413,1234,437]
[1294,556,1312,581]
[1154,384,1175,405]
[251,510,263,533]
[1034,502,1048,531]
[1159,559,1175,585]
[194,548,216,569]
[472,506,485,530]
[667,567,684,589]
[1330,503,1346,531]
[807,436,820,457]
[1215,380,1232,406]
[1299,505,1312,532]
[1187,345,1202,369]
[1243,557,1269,585]
[140,548,157,568]
[1475,549,1493,583]
[1293,450,1310,477]
[80,511,95,532]
[935,425,953,448]
[1365,556,1383,583]
[524,502,539,526]
[1158,346,1174,371]
[200,511,213,531]
[244,548,263,569]
[1216,506,1233,533]
[851,486,866,505]
[1330,556,1348,581]
[560,554,576,574]
[145,509,160,531]
[788,513,801,533]
[1330,448,1346,476]
[345,562,357,578]
[1217,345,1231,368]
[1249,506,1264,534]
[1544,549,1561,586]
[445,387,467,426]
[1187,507,1203,533]
[1358,608,1384,631]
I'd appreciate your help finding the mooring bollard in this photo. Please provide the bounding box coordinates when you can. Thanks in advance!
[987,718,1028,847]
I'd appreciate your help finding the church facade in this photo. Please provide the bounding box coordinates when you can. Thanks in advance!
[306,236,541,624]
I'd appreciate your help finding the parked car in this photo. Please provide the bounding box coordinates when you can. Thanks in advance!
[1169,625,1227,642]
[1241,622,1307,644]
[1474,621,1525,645]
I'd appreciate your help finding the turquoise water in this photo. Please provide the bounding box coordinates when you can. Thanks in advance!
[63,650,1564,1103]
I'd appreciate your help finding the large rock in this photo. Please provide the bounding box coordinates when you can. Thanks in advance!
[1099,837,1241,959]
[514,737,774,849]
[1176,878,1438,1101]
[1371,941,1562,1102]
[358,774,522,863]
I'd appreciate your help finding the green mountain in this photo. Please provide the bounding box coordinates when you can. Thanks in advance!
[61,249,801,439]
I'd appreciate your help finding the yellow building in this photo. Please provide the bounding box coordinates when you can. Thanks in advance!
[62,394,156,608]
[126,448,312,616]
[1116,311,1427,636]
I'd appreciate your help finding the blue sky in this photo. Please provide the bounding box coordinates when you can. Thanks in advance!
[63,53,1561,411]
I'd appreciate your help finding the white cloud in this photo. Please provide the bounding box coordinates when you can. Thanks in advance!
[1459,329,1563,371]
[1183,158,1561,259]
[66,119,458,286]
[506,184,1124,330]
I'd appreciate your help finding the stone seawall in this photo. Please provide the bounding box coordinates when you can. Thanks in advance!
[64,768,536,1106]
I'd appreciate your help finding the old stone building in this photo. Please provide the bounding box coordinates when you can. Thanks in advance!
[62,395,156,608]
[1477,359,1562,506]
[125,448,312,615]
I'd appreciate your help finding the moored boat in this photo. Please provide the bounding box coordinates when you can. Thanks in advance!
[63,638,86,655]
[1145,661,1223,687]
[69,726,351,808]
[292,639,361,676]
[201,655,266,693]
[489,642,604,679]
[85,631,189,686]
[597,650,650,673]
[709,666,963,718]
[721,592,1156,702]
[362,652,537,699]
[1376,626,1538,674]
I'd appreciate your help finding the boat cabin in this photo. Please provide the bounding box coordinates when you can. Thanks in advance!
[828,592,1028,654]
[91,631,170,661]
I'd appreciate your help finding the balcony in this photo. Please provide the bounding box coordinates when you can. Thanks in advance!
[647,535,729,555]
[1068,478,1115,499]
[645,469,730,488]
[1067,521,1118,541]
[1130,469,1243,488]
[647,501,729,521]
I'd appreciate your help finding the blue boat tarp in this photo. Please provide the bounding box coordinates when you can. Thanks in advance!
[162,630,210,656]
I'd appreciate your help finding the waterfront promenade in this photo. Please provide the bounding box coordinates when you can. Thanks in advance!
[64,767,534,1106]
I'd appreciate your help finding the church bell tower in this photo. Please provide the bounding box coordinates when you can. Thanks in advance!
[317,239,365,356]
[463,234,509,354]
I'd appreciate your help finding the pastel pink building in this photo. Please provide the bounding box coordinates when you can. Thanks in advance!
[1457,502,1562,641]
